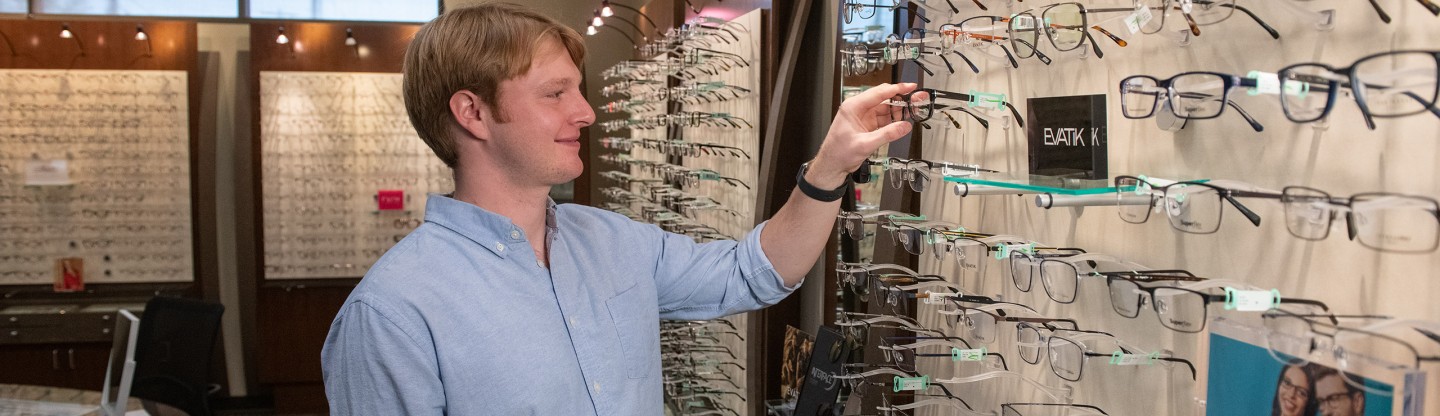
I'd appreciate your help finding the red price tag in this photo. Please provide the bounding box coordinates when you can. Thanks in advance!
[377,190,404,211]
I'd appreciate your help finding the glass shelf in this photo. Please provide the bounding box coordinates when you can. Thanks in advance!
[941,173,1207,196]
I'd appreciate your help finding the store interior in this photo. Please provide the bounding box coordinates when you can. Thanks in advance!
[2,0,1438,415]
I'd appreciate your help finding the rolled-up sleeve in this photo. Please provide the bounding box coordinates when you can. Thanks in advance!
[322,297,445,416]
[652,221,800,320]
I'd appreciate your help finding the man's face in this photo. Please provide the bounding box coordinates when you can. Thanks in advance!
[1315,375,1363,416]
[484,36,594,187]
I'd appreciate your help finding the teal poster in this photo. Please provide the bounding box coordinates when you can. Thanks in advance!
[1207,334,1395,416]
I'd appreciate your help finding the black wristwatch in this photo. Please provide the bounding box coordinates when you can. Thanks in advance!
[796,162,851,202]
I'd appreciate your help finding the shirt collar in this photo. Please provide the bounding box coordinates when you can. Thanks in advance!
[423,194,557,259]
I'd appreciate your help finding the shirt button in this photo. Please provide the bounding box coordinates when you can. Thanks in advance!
[569,318,576,326]
[536,260,545,268]
[510,230,521,239]
[496,243,506,252]
[593,382,601,392]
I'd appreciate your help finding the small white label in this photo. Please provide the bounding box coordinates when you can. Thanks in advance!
[1013,16,1036,30]
[893,375,929,392]
[1110,351,1159,366]
[952,347,987,362]
[1126,3,1154,34]
[24,159,71,186]
[1247,71,1282,96]
[923,291,957,305]
[1226,288,1280,312]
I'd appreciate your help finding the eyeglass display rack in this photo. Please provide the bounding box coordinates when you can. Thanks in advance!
[594,8,766,416]
[0,21,204,289]
[256,71,453,280]
[832,1,1440,416]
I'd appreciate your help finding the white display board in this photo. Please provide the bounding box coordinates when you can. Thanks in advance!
[845,1,1440,415]
[259,71,453,280]
[0,69,193,284]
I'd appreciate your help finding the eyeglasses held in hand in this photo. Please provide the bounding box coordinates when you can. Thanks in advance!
[888,88,1026,128]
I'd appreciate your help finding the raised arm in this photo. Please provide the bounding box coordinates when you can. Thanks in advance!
[761,82,920,287]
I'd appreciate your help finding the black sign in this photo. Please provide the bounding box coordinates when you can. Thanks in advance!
[1026,94,1108,180]
[793,326,849,416]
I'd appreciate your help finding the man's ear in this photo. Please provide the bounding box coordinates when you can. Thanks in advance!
[449,89,493,142]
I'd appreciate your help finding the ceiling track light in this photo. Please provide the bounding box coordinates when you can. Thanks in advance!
[592,10,605,27]
[585,23,636,46]
[135,24,152,57]
[59,23,85,56]
[344,28,357,47]
[596,1,660,37]
[275,26,290,45]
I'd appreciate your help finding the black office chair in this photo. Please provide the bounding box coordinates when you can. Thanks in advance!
[129,296,225,416]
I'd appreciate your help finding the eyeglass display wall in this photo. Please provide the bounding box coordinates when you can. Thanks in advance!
[0,70,194,284]
[592,8,765,415]
[258,71,452,280]
[0,21,201,287]
[834,1,1439,415]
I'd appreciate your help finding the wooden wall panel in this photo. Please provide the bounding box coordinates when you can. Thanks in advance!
[246,21,419,414]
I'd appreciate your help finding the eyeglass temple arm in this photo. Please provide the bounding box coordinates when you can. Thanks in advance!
[939,106,991,129]
[1367,0,1393,23]
[951,50,981,74]
[1003,403,1109,415]
[1215,2,1281,39]
[1418,0,1440,14]
[1222,99,1265,132]
[1090,25,1126,47]
[1086,351,1198,380]
[1083,31,1106,60]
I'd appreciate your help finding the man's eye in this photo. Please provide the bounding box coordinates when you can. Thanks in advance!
[549,91,565,98]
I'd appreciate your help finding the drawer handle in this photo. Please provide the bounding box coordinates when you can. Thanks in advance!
[52,349,60,370]
[68,349,76,370]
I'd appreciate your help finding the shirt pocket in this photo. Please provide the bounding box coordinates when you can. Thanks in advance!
[605,282,659,379]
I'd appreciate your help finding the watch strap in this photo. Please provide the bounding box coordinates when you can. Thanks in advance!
[797,162,851,202]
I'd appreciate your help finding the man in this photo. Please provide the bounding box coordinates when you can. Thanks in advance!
[1313,368,1366,416]
[321,3,917,415]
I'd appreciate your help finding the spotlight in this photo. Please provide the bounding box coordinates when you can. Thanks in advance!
[601,0,615,17]
[344,28,357,46]
[275,26,289,45]
[592,10,604,27]
[134,25,148,41]
[586,25,598,36]
[59,24,73,39]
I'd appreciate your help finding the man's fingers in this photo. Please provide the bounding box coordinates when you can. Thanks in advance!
[844,82,919,114]
[860,120,914,147]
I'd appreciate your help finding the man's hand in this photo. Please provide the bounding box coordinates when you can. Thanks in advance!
[804,83,924,189]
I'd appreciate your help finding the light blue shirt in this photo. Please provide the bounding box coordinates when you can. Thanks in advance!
[321,194,797,415]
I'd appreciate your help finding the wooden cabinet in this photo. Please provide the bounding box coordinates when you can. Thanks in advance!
[255,284,354,413]
[0,343,112,390]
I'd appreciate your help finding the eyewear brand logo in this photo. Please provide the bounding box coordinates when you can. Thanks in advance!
[1167,318,1194,328]
[1378,234,1413,243]
[1042,127,1104,146]
[1178,219,1204,229]
[809,367,838,390]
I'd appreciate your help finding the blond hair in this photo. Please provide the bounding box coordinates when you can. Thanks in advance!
[403,2,586,168]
